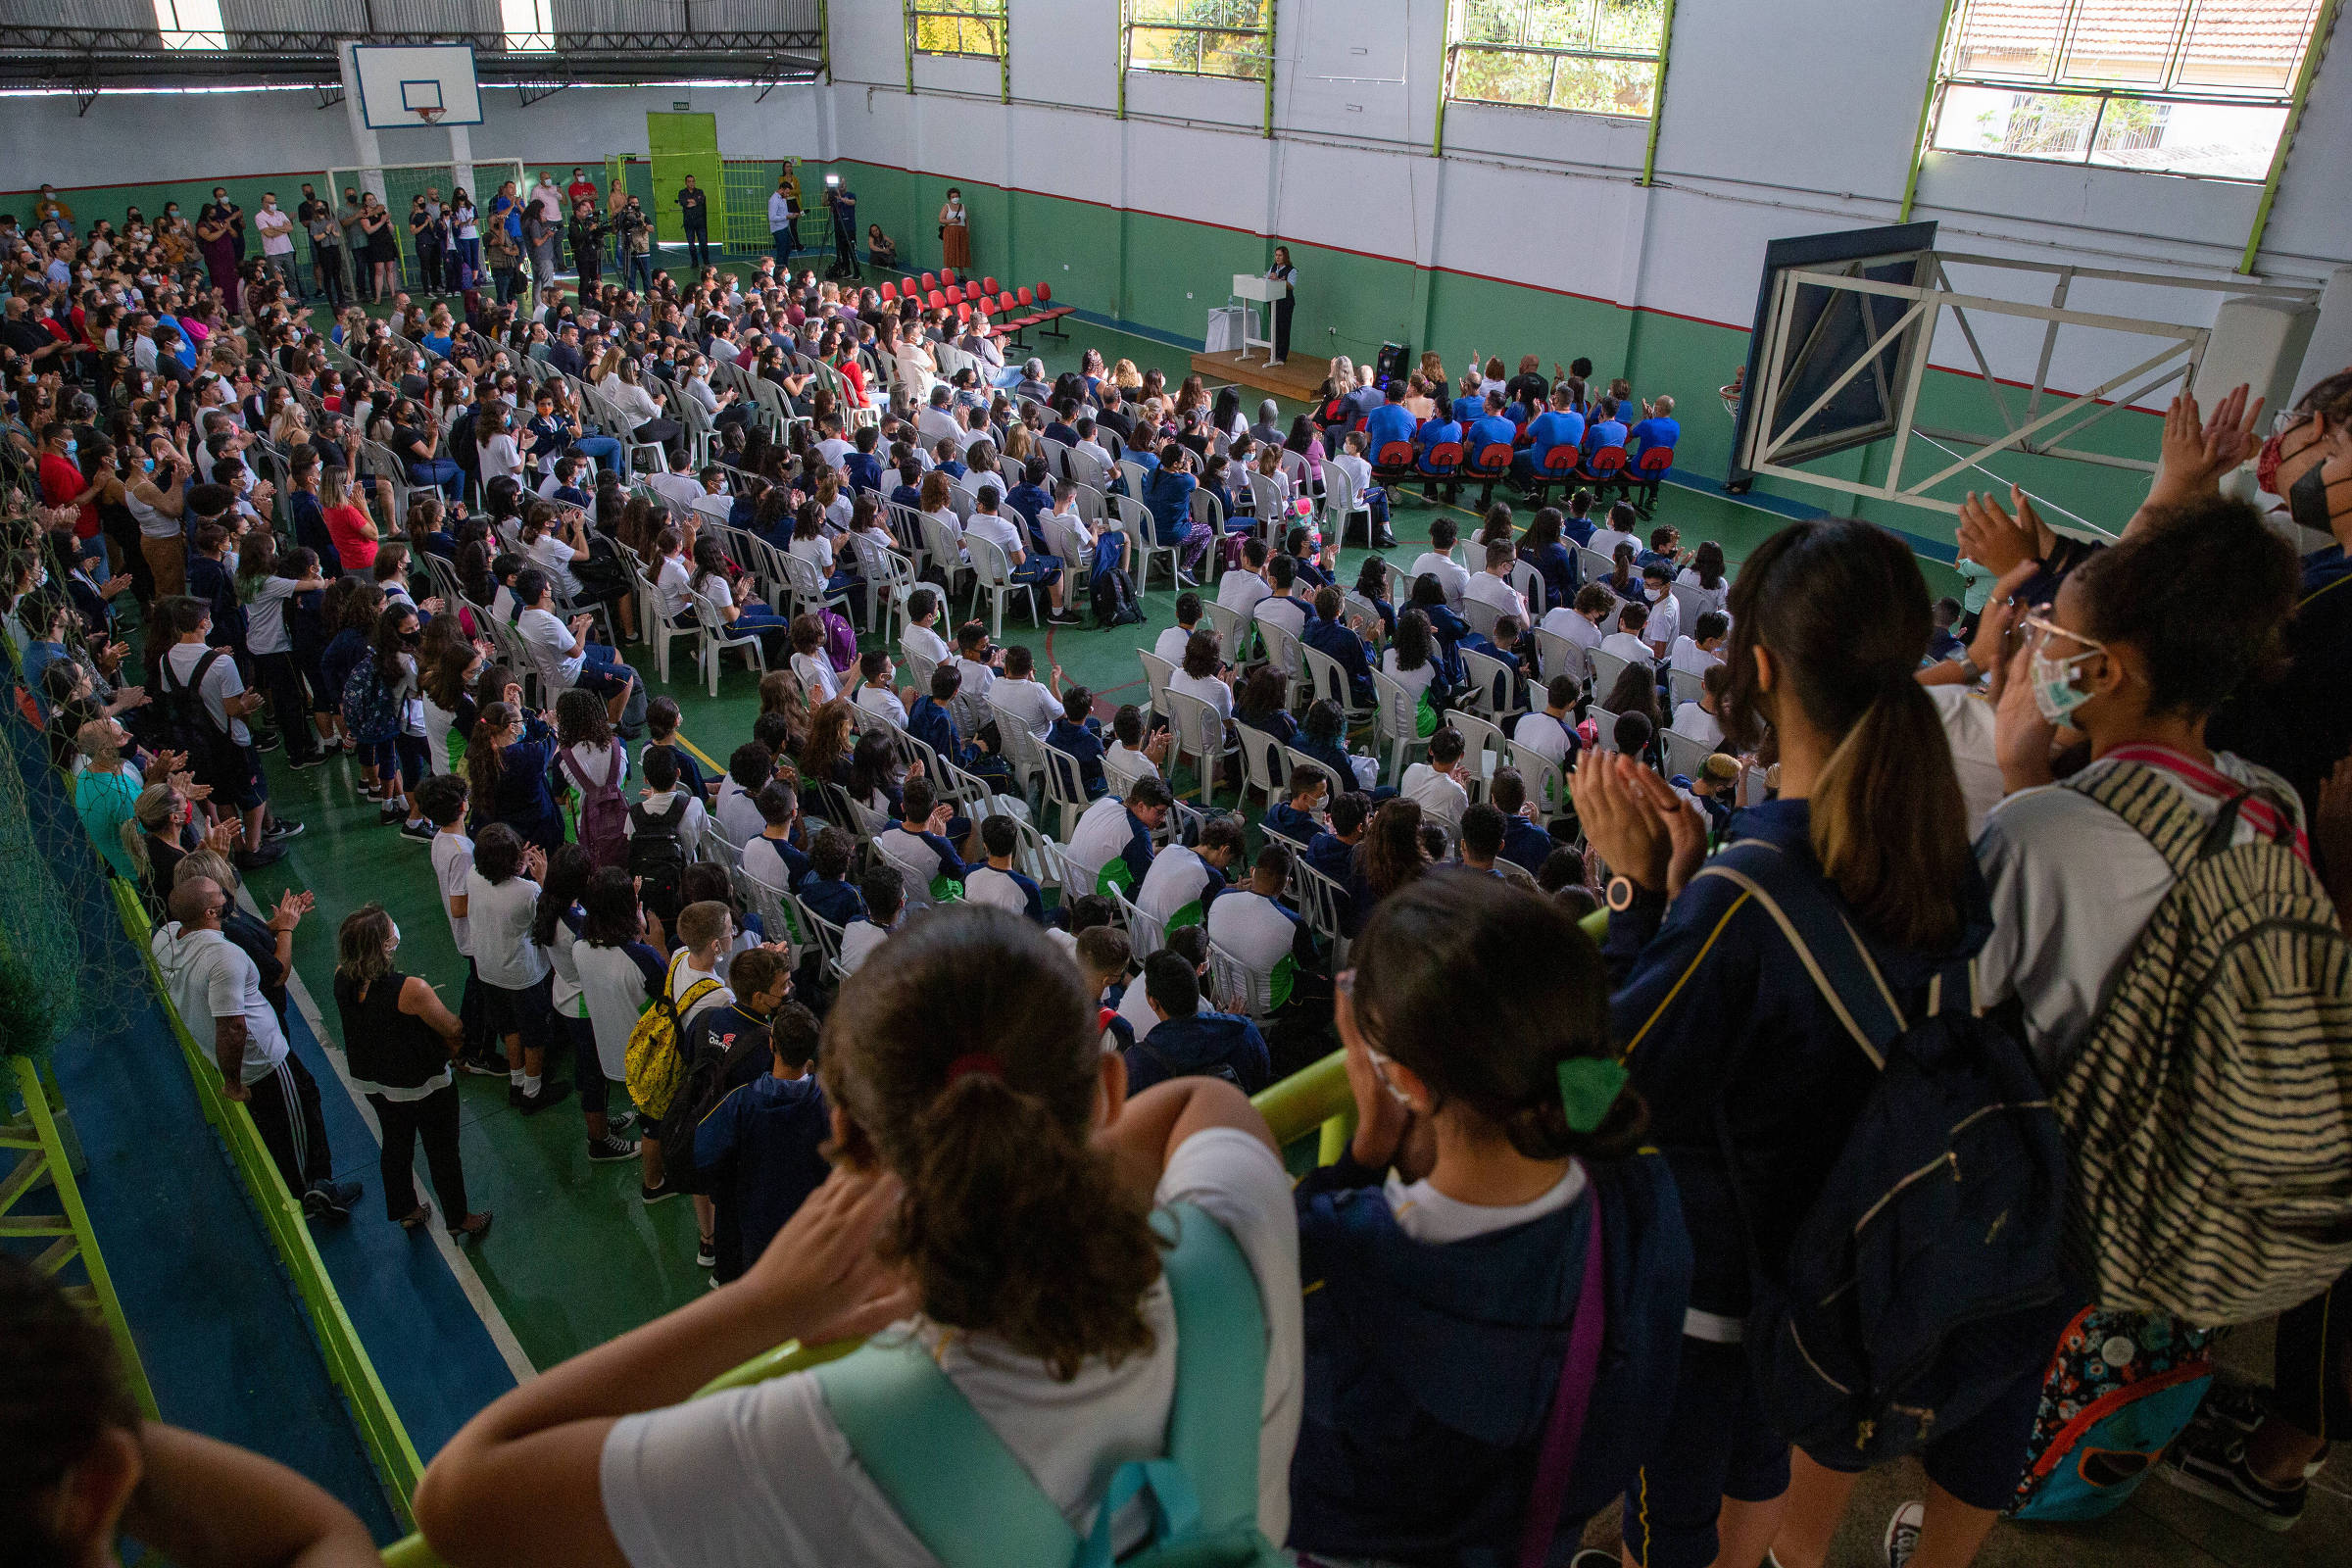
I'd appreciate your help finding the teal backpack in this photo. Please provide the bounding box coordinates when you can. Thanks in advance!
[811,1201,1283,1568]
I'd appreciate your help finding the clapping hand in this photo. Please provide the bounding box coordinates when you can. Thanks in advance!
[200,816,239,855]
[2150,383,2264,507]
[267,888,315,932]
[521,844,549,882]
[1956,485,2051,577]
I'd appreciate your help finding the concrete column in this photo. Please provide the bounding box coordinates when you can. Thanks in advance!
[337,41,386,204]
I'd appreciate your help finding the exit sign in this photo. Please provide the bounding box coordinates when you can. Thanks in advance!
[673,100,691,111]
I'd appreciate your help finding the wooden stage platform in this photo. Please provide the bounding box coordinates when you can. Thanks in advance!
[1189,348,1328,405]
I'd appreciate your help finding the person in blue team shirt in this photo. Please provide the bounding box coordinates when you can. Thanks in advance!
[843,423,885,494]
[1513,384,1588,491]
[1260,762,1329,847]
[1364,382,1418,457]
[1449,369,1486,429]
[1465,392,1518,466]
[1121,950,1271,1095]
[1581,396,1629,459]
[1004,457,1055,544]
[1303,584,1379,708]
[1627,394,1680,462]
[1415,405,1464,505]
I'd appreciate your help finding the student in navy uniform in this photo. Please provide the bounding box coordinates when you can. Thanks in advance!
[1576,518,2036,1568]
[1121,950,1271,1095]
[1488,768,1556,877]
[1287,872,1690,1566]
[843,423,885,495]
[1045,684,1108,799]
[690,954,828,1285]
[638,697,712,801]
[1303,585,1379,708]
[960,814,1046,924]
[1262,762,1329,847]
[794,825,867,929]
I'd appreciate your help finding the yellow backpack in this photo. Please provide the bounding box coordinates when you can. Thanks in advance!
[624,949,724,1121]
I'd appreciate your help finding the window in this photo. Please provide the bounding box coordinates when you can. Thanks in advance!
[908,0,1007,59]
[154,0,226,50]
[1927,0,2326,180]
[501,0,556,53]
[1443,0,1669,119]
[1125,0,1274,80]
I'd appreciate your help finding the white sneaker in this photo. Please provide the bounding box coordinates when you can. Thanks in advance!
[1883,1500,1925,1568]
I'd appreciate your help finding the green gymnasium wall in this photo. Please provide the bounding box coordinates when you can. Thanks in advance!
[15,153,2162,548]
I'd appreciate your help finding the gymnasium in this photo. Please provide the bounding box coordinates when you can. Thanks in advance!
[2,4,2349,1568]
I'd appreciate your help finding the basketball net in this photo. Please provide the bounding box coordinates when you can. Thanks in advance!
[416,108,444,128]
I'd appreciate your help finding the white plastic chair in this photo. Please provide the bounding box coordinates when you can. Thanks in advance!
[1664,728,1715,782]
[1207,938,1277,1020]
[1160,688,1230,807]
[1201,600,1250,663]
[1116,494,1180,593]
[1369,666,1429,785]
[851,535,917,643]
[966,533,1041,641]
[1039,743,1093,843]
[1232,720,1292,807]
[1449,709,1510,803]
[1588,648,1633,700]
[1298,641,1376,726]
[1136,650,1178,725]
[1667,664,1707,710]
[1111,882,1168,961]
[1461,647,1527,718]
[1533,626,1590,689]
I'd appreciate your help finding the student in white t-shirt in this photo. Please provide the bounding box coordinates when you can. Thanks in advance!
[1669,662,1729,749]
[852,649,908,726]
[1667,612,1729,677]
[835,861,905,974]
[1215,540,1272,622]
[1135,815,1244,932]
[1156,592,1210,667]
[989,644,1063,741]
[1598,600,1655,667]
[900,587,952,673]
[1400,725,1471,827]
[1408,515,1470,610]
[1540,581,1617,662]
[1462,539,1528,623]
[1203,839,1312,996]
[413,906,1301,1568]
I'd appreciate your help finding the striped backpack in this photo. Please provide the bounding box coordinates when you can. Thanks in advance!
[2052,760,2352,1326]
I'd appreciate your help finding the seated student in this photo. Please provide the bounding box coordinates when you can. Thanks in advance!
[1926,596,1966,663]
[1455,802,1533,883]
[1405,574,1472,686]
[713,742,778,847]
[1066,773,1172,895]
[639,697,712,801]
[1487,767,1556,875]
[1675,753,1740,843]
[1287,872,1689,1566]
[991,644,1063,740]
[964,488,1082,624]
[1047,685,1108,799]
[1217,541,1273,623]
[1401,725,1472,826]
[852,649,908,726]
[1302,585,1379,709]
[1305,788,1371,890]
[1668,611,1729,678]
[1512,674,1584,770]
[631,742,711,856]
[1599,599,1655,666]
[1123,949,1273,1094]
[1587,499,1643,563]
[900,585,951,671]
[1415,399,1465,504]
[1115,923,1207,1047]
[1611,710,1656,768]
[1204,838,1320,1009]
[1541,580,1618,661]
[1670,661,1730,749]
[5,1252,387,1568]
[1328,429,1396,547]
[1463,538,1529,623]
[1284,524,1336,593]
[835,861,904,974]
[873,776,973,902]
[1410,515,1471,610]
[1233,664,1298,750]
[1158,589,1211,666]
[1003,457,1054,539]
[961,813,1046,924]
[1254,554,1309,642]
[692,964,827,1287]
[1636,524,1685,574]
[1639,562,1682,655]
[786,830,863,945]
[1075,923,1138,1054]
[739,780,808,893]
[1104,702,1171,789]
[1137,814,1245,933]
[906,662,979,770]
[1263,762,1330,847]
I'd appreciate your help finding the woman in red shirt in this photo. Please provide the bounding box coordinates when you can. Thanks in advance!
[320,466,379,571]
[35,422,101,540]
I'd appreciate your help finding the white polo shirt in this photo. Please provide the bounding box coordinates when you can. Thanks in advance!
[150,922,288,1084]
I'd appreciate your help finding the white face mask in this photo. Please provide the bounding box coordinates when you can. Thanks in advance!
[2028,645,2102,725]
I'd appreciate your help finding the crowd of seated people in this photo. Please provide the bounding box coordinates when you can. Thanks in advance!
[7,186,2352,1568]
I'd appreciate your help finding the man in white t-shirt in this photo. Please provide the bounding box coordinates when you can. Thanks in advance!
[989,645,1063,740]
[1667,612,1728,677]
[1253,557,1308,643]
[963,492,1082,624]
[1216,540,1272,622]
[1157,593,1211,667]
[1203,840,1313,999]
[160,596,299,868]
[512,566,646,732]
[1511,675,1582,768]
[901,590,952,672]
[252,192,298,295]
[1540,583,1614,677]
[1400,726,1471,826]
[1598,601,1654,667]
[1136,816,1244,932]
[152,877,357,1216]
[647,451,704,512]
[1462,539,1528,622]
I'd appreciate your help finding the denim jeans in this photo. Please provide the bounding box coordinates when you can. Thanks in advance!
[409,458,465,502]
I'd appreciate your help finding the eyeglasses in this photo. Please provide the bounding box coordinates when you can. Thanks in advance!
[2020,612,2105,659]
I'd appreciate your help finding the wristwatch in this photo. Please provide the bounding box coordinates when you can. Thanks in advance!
[1605,874,1641,911]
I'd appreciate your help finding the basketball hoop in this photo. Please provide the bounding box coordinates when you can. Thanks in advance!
[415,107,444,128]
[1718,368,1745,422]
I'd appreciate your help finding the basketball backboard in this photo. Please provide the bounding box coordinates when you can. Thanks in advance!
[352,44,484,129]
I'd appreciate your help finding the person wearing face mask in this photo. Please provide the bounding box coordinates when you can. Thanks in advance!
[333,903,492,1241]
[936,186,969,271]
[2208,368,2352,817]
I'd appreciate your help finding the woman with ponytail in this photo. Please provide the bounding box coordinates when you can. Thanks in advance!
[415,906,1303,1568]
[1287,871,1691,1565]
[1572,518,2006,1568]
[466,699,563,852]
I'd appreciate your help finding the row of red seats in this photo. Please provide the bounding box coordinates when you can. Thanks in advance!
[874,269,1074,343]
[1369,435,1672,514]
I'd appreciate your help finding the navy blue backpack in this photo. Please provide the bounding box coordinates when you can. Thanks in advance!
[1696,840,2072,1466]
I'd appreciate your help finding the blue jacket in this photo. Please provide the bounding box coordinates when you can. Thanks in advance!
[906,695,974,769]
[1499,814,1553,877]
[1523,541,1579,610]
[1603,799,1993,1318]
[1261,801,1320,846]
[1304,613,1377,707]
[844,451,884,494]
[1364,402,1417,453]
[1144,466,1198,546]
[694,1072,832,1278]
[795,871,866,929]
[1289,1152,1690,1565]
[1047,714,1107,798]
[1123,1009,1271,1095]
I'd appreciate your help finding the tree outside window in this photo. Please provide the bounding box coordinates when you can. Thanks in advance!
[1126,0,1275,81]
[1444,0,1670,119]
[908,0,1007,60]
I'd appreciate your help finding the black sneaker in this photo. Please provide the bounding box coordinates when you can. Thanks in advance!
[234,842,286,870]
[2162,1427,2307,1532]
[2189,1380,2274,1439]
[302,1178,362,1220]
[254,730,282,753]
[587,1133,641,1162]
[1049,609,1084,626]
[641,1179,678,1204]
[607,1109,635,1134]
[696,1236,717,1268]
[265,818,305,841]
[459,1050,511,1076]
[287,751,327,771]
[515,1081,573,1115]
[398,818,435,843]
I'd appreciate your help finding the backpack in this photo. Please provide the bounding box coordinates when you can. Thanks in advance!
[2051,760,2352,1325]
[819,606,858,672]
[1694,839,2071,1466]
[155,647,233,764]
[627,795,691,923]
[1091,564,1144,628]
[340,658,402,745]
[2006,1305,2214,1522]
[811,1202,1288,1568]
[560,740,629,869]
[623,948,723,1122]
[651,1005,769,1196]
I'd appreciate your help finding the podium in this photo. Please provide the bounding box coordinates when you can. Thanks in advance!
[1230,272,1287,361]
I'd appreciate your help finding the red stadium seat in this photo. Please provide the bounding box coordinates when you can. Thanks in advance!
[927,289,947,310]
[982,276,1001,295]
[1628,445,1674,515]
[879,280,899,303]
[940,268,956,285]
[1418,440,1464,504]
[1464,441,1516,510]
[1524,443,1582,505]
[956,302,971,323]
[945,285,965,306]
[1371,439,1417,489]
[921,271,938,291]
[1579,445,1629,493]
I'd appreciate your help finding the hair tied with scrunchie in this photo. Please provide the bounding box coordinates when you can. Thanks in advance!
[1556,1056,1628,1135]
[946,1053,1004,1085]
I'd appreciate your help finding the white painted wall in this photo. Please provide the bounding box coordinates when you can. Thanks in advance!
[7,0,2345,406]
